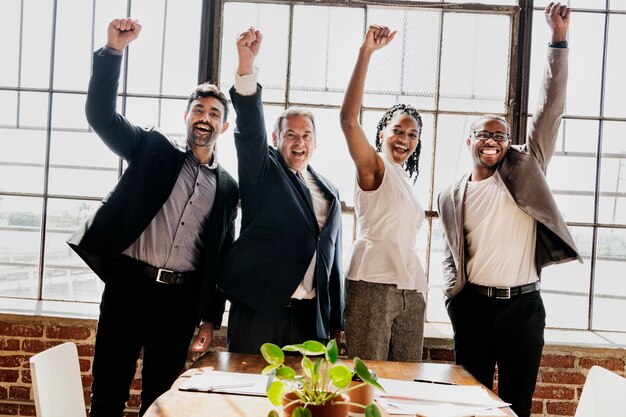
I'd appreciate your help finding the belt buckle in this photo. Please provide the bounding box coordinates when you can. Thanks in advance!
[156,268,174,284]
[494,287,511,299]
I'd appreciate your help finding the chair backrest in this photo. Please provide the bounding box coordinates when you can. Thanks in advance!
[29,342,87,417]
[574,365,626,417]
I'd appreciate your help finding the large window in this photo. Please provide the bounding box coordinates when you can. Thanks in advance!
[1,0,624,334]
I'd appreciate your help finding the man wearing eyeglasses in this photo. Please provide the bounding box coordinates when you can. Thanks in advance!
[438,3,582,417]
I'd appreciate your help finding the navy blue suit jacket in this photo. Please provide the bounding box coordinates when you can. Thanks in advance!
[67,50,239,326]
[218,85,344,339]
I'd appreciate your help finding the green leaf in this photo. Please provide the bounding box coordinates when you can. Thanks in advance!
[301,356,314,379]
[283,340,326,356]
[329,364,353,389]
[267,411,280,417]
[275,366,296,380]
[354,358,385,392]
[261,343,285,366]
[266,380,284,406]
[293,407,313,417]
[262,364,279,375]
[364,404,382,417]
[325,339,338,364]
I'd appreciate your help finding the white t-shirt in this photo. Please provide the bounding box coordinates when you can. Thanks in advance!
[345,153,427,291]
[463,171,538,287]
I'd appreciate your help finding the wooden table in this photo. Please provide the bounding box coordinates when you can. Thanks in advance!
[144,351,516,417]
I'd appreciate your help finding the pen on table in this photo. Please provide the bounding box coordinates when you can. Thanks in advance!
[413,379,456,385]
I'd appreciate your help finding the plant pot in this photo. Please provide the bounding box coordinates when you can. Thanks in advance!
[282,391,350,417]
[346,381,375,416]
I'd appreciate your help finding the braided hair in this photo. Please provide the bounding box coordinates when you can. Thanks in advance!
[375,104,423,183]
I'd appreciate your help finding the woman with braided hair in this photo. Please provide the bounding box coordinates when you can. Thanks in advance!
[339,25,427,362]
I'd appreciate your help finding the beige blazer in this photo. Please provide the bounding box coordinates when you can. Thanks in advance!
[438,47,582,302]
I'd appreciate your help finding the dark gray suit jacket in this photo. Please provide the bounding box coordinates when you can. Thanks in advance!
[218,85,344,339]
[438,48,582,302]
[67,49,239,325]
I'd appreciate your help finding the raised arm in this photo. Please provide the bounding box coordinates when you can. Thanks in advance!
[527,2,570,171]
[85,18,143,161]
[339,25,396,191]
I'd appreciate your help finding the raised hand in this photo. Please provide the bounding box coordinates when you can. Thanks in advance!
[545,2,570,43]
[106,18,142,52]
[236,27,262,76]
[362,25,397,53]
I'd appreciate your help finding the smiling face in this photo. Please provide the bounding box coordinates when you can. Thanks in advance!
[467,118,510,179]
[184,96,228,150]
[272,114,316,171]
[380,113,421,165]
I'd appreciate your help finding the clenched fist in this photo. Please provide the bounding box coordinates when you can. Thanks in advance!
[106,18,142,52]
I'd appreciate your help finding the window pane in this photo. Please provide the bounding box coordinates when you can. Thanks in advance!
[450,0,518,4]
[0,91,18,126]
[19,92,49,128]
[604,14,626,118]
[54,0,93,91]
[0,128,46,194]
[0,0,21,87]
[48,131,119,198]
[162,0,202,95]
[610,0,626,10]
[426,218,448,323]
[598,121,626,224]
[542,226,592,330]
[530,11,604,117]
[52,93,89,130]
[125,97,160,128]
[544,119,598,223]
[159,98,190,137]
[126,0,167,94]
[593,228,626,331]
[220,2,290,103]
[534,0,607,8]
[290,5,364,106]
[432,114,474,200]
[439,12,510,113]
[43,198,102,302]
[0,196,42,299]
[21,0,53,88]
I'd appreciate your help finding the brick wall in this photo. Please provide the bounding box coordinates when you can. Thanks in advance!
[1,313,625,417]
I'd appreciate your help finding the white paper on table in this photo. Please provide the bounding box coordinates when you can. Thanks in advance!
[377,378,509,408]
[178,370,268,396]
[376,397,508,417]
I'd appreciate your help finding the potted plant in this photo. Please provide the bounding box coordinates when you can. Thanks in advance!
[261,339,384,417]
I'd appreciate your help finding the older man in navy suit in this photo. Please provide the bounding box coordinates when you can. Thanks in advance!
[218,27,344,353]
[68,18,239,417]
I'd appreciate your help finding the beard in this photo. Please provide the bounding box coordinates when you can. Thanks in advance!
[187,125,216,148]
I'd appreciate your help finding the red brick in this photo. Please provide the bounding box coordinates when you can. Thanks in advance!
[0,355,30,368]
[579,357,625,372]
[127,394,141,407]
[9,386,30,400]
[0,323,43,338]
[534,385,575,400]
[530,400,543,415]
[76,344,95,357]
[0,338,21,351]
[46,325,92,340]
[540,371,586,385]
[546,401,578,416]
[0,386,7,399]
[21,339,46,353]
[123,412,139,417]
[82,374,93,388]
[130,378,142,390]
[79,358,91,372]
[429,348,455,362]
[21,369,31,384]
[540,354,575,369]
[0,369,19,382]
[18,404,37,416]
[0,403,18,415]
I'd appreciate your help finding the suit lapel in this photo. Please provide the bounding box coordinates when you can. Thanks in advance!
[274,150,318,230]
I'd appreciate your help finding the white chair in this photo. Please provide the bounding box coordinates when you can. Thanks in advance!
[574,365,626,417]
[29,342,87,417]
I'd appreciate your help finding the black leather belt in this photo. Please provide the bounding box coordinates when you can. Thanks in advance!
[110,255,196,285]
[284,298,316,308]
[467,281,540,299]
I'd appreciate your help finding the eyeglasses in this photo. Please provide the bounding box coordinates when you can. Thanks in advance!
[473,130,509,142]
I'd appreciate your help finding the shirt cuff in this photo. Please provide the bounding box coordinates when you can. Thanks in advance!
[234,67,259,96]
[97,46,124,57]
[549,40,568,49]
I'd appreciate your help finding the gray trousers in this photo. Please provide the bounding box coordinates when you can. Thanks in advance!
[344,280,426,362]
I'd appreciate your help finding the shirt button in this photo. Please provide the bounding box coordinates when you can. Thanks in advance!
[181,222,185,226]
[174,245,179,248]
